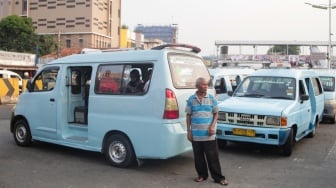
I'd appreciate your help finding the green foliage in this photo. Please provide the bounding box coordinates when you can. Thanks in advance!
[267,45,300,55]
[0,15,57,56]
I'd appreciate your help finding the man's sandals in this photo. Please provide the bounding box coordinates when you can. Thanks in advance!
[194,177,229,186]
[218,179,229,186]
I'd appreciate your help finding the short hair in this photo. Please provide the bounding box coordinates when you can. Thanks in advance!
[195,77,207,87]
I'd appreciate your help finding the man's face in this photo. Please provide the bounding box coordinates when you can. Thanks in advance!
[197,79,208,92]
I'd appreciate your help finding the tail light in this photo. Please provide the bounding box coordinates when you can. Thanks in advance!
[163,88,179,119]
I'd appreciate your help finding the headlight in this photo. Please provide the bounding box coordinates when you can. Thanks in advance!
[266,116,280,126]
[218,112,226,121]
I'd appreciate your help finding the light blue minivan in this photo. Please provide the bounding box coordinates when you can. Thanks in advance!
[10,44,214,168]
[216,68,324,156]
[315,69,336,123]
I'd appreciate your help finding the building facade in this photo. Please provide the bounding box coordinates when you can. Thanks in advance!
[0,0,121,50]
[135,25,178,44]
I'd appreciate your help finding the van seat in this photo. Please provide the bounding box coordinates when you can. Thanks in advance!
[74,106,87,124]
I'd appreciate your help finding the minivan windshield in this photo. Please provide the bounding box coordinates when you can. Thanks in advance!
[233,76,296,100]
[319,76,335,91]
[169,54,211,89]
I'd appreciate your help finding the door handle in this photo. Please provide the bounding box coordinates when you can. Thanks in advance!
[50,98,55,102]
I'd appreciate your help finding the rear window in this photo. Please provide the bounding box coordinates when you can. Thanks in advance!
[168,54,211,89]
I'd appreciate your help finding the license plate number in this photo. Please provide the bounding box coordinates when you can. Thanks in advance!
[232,128,256,137]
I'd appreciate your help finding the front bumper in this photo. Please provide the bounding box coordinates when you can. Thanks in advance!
[216,123,291,146]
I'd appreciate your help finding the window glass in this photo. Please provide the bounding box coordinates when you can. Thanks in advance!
[234,76,295,100]
[319,76,334,92]
[95,65,123,94]
[32,67,59,92]
[169,54,211,89]
[312,77,323,96]
[95,63,153,95]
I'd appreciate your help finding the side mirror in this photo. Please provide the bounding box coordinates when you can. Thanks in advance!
[300,94,309,101]
[228,91,233,96]
[26,79,33,92]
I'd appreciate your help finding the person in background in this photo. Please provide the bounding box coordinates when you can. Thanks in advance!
[98,70,119,93]
[185,77,229,186]
[126,69,143,93]
[143,69,152,92]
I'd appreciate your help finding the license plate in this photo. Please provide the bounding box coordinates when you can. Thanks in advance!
[232,128,256,137]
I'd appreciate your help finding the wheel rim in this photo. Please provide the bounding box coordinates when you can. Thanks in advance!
[108,141,126,164]
[15,125,27,143]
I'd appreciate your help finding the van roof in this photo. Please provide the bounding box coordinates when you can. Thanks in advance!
[208,68,255,76]
[249,68,318,79]
[47,44,201,65]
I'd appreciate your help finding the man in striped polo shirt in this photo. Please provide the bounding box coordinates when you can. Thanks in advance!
[186,77,228,186]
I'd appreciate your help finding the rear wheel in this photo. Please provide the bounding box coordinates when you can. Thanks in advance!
[331,114,336,124]
[104,134,135,168]
[13,119,32,146]
[282,128,294,156]
[307,120,317,138]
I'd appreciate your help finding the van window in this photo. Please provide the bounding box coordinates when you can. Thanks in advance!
[32,67,59,92]
[319,76,334,92]
[169,54,211,89]
[311,77,323,96]
[95,63,153,95]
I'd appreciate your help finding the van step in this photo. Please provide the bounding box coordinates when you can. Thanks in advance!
[66,136,88,142]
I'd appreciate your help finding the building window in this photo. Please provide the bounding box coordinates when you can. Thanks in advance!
[66,39,71,48]
[79,38,83,48]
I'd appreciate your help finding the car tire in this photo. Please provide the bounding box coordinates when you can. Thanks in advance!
[104,134,135,168]
[217,139,227,148]
[307,119,317,138]
[13,119,32,146]
[282,128,294,156]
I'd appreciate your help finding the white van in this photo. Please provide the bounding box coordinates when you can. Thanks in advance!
[0,69,23,91]
[209,68,255,101]
[10,44,214,168]
[315,69,336,123]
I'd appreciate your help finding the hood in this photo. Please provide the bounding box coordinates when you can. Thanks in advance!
[218,97,293,116]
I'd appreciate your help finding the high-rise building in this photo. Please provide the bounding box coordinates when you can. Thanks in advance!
[0,0,121,50]
[135,24,178,44]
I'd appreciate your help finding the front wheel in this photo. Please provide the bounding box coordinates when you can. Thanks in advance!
[13,119,32,146]
[104,134,135,168]
[282,128,294,156]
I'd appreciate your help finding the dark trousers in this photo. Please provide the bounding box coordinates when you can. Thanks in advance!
[191,140,225,182]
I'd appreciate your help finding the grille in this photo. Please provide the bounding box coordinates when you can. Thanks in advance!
[218,112,279,127]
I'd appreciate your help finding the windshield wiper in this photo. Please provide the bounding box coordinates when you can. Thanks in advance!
[242,93,264,98]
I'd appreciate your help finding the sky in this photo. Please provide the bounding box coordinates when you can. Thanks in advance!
[121,0,336,56]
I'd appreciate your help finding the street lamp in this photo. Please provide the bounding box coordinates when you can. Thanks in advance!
[305,0,336,69]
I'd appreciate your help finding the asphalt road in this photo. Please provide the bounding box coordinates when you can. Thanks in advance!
[1,104,336,188]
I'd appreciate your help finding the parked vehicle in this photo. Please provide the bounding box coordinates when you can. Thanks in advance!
[315,69,336,123]
[216,68,324,156]
[209,68,255,101]
[10,44,214,168]
[0,69,23,91]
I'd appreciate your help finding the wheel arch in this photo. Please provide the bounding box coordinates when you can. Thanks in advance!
[101,130,135,155]
[10,115,29,133]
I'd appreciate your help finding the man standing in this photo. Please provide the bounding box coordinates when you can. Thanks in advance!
[185,77,228,186]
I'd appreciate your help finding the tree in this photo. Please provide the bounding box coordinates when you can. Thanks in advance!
[267,45,300,55]
[36,35,57,56]
[0,15,57,56]
[0,15,37,53]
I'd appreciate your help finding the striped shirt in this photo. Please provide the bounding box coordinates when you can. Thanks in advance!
[185,93,219,141]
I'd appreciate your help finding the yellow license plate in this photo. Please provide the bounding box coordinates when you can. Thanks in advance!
[232,128,256,137]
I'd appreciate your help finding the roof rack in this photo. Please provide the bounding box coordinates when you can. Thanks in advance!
[151,43,201,53]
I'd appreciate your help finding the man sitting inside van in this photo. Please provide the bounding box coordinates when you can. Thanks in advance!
[126,69,143,93]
